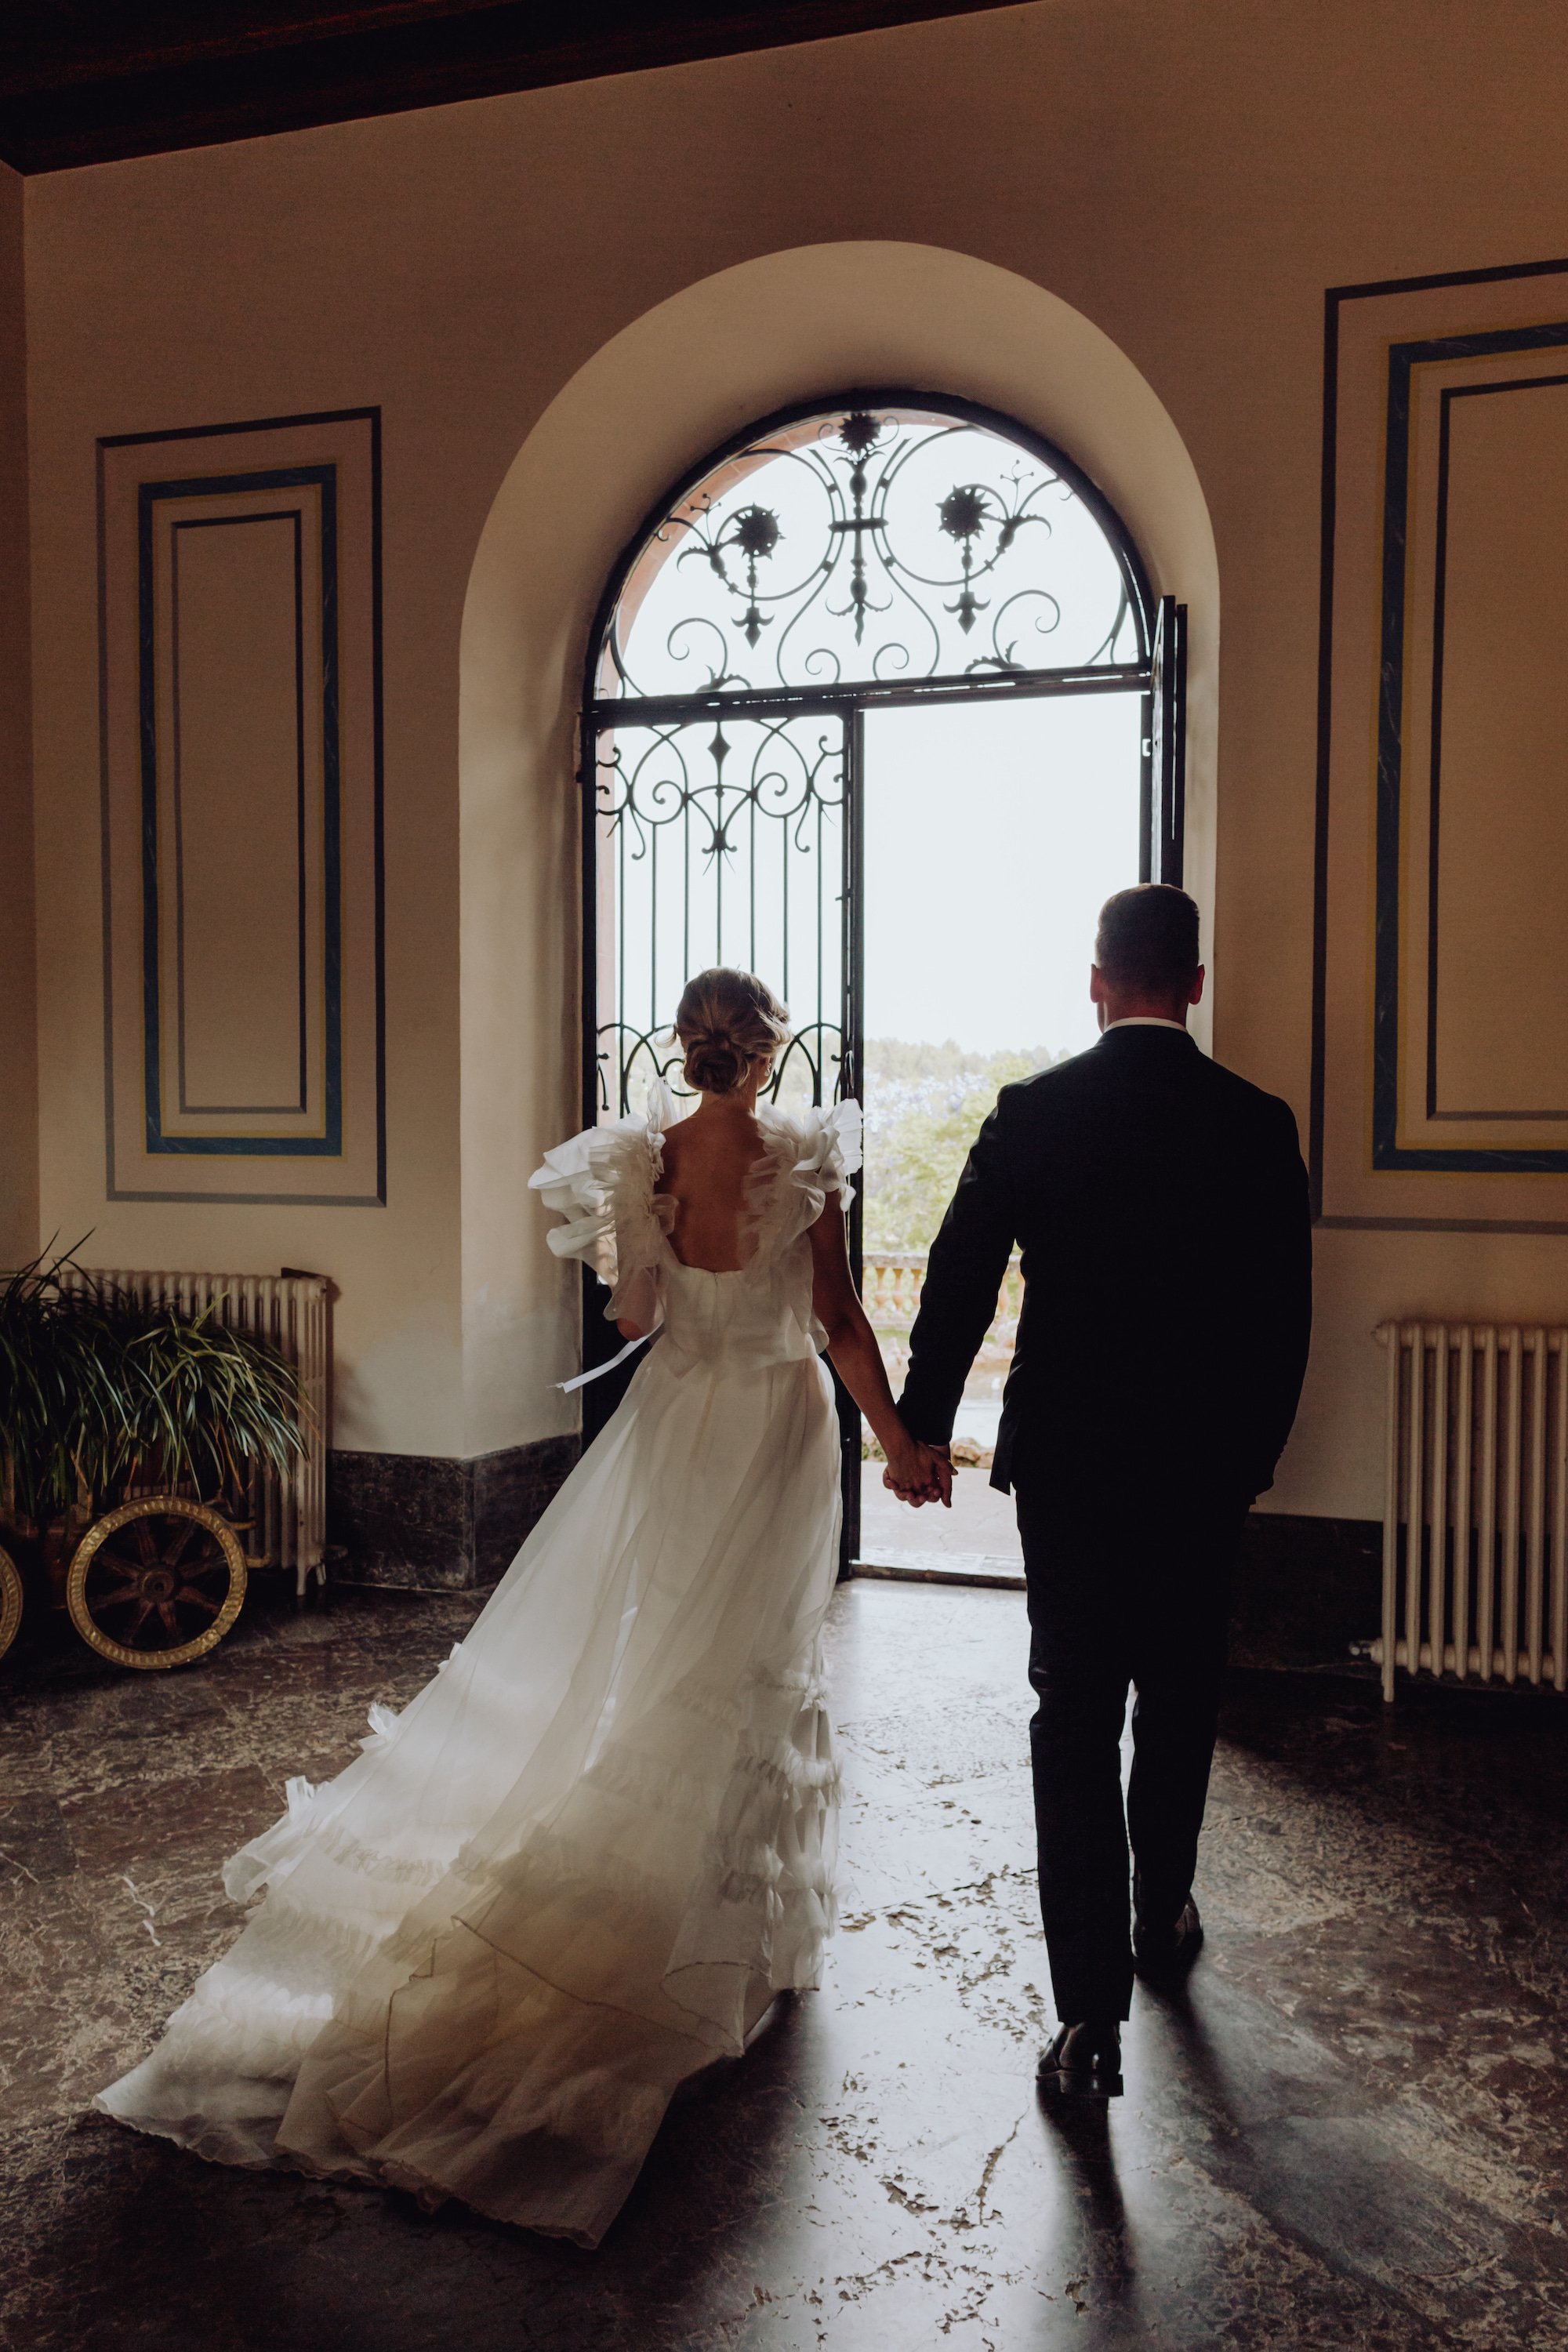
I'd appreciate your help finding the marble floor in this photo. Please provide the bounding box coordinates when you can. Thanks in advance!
[3,1574,1567,2350]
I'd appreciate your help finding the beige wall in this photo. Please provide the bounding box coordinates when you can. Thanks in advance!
[21,0,1568,1504]
[0,161,36,1267]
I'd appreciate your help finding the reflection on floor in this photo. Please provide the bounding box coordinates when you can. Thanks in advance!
[5,1575,1568,2349]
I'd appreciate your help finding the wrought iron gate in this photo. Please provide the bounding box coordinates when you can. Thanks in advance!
[587,710,854,1120]
[578,394,1178,1555]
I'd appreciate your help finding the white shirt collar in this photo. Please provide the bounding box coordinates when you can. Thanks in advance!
[1103,1017,1189,1034]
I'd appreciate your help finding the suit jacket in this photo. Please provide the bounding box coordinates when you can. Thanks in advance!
[897,1025,1312,1503]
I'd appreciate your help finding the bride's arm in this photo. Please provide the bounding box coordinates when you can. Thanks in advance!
[808,1205,951,1506]
[613,1265,661,1343]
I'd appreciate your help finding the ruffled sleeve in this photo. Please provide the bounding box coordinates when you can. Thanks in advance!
[528,1083,677,1327]
[788,1098,862,1216]
[747,1097,863,1264]
[528,1130,619,1287]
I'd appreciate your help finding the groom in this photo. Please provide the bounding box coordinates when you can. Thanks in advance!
[896,885,1311,2098]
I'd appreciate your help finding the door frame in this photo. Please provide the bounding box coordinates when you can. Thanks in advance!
[575,392,1175,1563]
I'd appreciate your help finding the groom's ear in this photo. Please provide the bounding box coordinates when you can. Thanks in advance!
[1189,965,1207,1006]
[1089,964,1106,1004]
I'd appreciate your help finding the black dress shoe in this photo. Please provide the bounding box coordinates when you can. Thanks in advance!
[1133,1896,1203,1980]
[1036,2020,1123,2100]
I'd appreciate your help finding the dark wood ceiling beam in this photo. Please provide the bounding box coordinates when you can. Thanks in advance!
[2,4,521,99]
[0,0,1011,174]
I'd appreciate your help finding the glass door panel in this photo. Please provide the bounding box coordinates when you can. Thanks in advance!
[858,691,1145,1570]
[590,713,848,1120]
[581,710,853,1468]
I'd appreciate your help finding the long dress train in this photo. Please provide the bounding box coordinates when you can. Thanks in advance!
[97,1087,858,2247]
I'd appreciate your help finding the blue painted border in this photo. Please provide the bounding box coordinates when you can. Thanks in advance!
[171,506,309,1116]
[137,463,343,1156]
[1373,319,1568,1173]
[1424,372,1568,1123]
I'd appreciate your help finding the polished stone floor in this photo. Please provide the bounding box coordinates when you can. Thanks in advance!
[4,1574,1567,2350]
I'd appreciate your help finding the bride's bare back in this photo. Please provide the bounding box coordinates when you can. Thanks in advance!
[648,963,944,1508]
[655,1105,770,1272]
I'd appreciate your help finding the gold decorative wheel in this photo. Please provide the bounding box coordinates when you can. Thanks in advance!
[67,1497,246,1670]
[0,1544,23,1663]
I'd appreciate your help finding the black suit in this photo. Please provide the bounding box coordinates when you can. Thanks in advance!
[898,1024,1311,2020]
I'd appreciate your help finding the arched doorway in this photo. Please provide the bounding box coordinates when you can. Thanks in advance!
[578,391,1185,1559]
[455,241,1217,1487]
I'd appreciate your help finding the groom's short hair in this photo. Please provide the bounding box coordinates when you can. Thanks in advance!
[1095,885,1201,993]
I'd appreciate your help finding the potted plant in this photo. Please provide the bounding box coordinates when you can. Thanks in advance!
[0,1247,305,1670]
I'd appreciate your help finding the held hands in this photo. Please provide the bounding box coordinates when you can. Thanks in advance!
[882,1433,953,1509]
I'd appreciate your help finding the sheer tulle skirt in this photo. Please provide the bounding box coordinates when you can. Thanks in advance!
[97,1341,843,2246]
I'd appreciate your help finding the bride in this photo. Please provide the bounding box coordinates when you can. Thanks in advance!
[99,967,948,2247]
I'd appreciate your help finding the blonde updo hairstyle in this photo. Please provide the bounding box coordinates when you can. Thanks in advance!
[674,968,791,1096]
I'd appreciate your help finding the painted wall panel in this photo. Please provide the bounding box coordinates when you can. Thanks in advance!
[97,414,383,1201]
[1319,274,1568,1218]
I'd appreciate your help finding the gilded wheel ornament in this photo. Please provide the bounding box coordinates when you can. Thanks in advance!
[67,1497,246,1670]
[0,1544,23,1663]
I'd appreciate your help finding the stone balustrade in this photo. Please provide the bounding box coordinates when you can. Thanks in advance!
[862,1249,1022,1379]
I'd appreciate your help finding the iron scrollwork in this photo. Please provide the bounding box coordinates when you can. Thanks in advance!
[594,715,847,1116]
[598,405,1143,702]
[586,397,1154,1131]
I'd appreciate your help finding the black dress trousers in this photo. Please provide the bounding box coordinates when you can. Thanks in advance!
[1013,1479,1247,2024]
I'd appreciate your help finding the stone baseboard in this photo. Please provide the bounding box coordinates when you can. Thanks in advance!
[328,1436,580,1591]
[326,1460,1382,1663]
[1231,1511,1382,1673]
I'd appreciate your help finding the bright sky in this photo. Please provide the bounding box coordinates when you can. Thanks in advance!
[862,693,1145,1060]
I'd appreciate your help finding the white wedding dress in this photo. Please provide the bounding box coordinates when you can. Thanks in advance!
[99,1086,858,2247]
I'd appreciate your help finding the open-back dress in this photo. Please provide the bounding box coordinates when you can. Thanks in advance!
[98,1086,859,2247]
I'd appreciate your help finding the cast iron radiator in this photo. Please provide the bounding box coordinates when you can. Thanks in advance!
[1374,1321,1568,1700]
